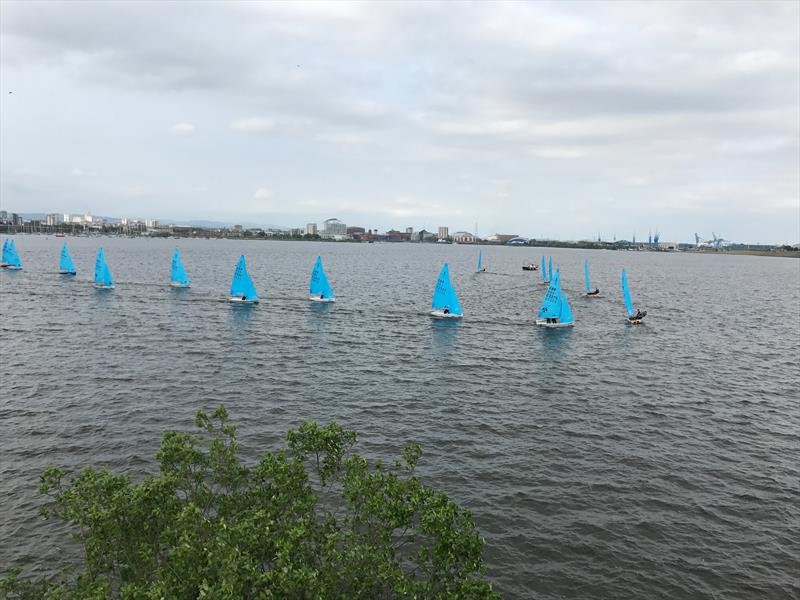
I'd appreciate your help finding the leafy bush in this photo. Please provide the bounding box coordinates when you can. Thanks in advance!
[1,406,498,599]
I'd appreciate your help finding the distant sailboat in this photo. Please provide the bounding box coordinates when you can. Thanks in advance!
[430,263,463,319]
[59,243,77,275]
[1,239,23,270]
[94,248,114,289]
[229,255,259,303]
[584,259,600,297]
[309,256,335,302]
[477,250,486,273]
[540,256,549,284]
[548,256,553,283]
[534,268,574,328]
[170,249,190,287]
[621,269,646,324]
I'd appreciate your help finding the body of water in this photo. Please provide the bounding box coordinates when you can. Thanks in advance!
[1,235,798,599]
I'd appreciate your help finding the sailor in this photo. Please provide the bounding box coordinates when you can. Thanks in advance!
[443,307,450,315]
[242,295,247,301]
[320,293,324,299]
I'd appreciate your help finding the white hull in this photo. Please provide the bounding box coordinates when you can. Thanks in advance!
[430,310,462,319]
[170,281,190,288]
[229,296,258,304]
[59,270,76,275]
[626,318,644,325]
[584,293,602,298]
[3,266,22,271]
[535,319,574,328]
[309,295,335,303]
[94,283,114,289]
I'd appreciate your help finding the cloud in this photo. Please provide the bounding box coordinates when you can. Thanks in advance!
[170,122,195,135]
[230,117,275,134]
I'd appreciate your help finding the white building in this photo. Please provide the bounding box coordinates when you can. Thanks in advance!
[146,219,159,229]
[438,226,449,240]
[322,218,347,238]
[46,213,63,226]
[452,231,476,243]
[305,223,318,235]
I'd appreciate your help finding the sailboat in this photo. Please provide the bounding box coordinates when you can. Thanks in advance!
[309,256,335,302]
[170,249,190,287]
[229,255,259,304]
[548,256,553,283]
[93,248,114,289]
[1,239,23,270]
[539,255,549,284]
[621,269,646,324]
[476,250,486,273]
[59,242,77,275]
[430,263,463,319]
[534,268,574,328]
[583,259,600,297]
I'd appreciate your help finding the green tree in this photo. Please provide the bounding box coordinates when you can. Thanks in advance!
[1,407,498,599]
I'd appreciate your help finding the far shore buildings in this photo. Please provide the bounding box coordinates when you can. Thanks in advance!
[437,226,449,240]
[321,218,347,240]
[452,231,476,243]
[305,223,318,236]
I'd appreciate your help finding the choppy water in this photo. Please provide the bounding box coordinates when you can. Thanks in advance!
[1,235,799,599]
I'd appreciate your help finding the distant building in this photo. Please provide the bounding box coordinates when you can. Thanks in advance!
[416,229,438,242]
[405,227,414,236]
[322,218,347,239]
[452,231,476,244]
[11,213,22,225]
[506,237,529,245]
[346,226,365,236]
[146,219,159,229]
[386,229,411,242]
[46,213,63,226]
[305,223,318,236]
[0,210,8,223]
[232,224,243,232]
[485,233,519,244]
[437,226,449,240]
[63,213,71,223]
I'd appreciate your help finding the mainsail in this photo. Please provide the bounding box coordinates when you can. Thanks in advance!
[432,263,462,315]
[309,256,334,299]
[537,268,562,320]
[584,259,591,293]
[1,240,8,265]
[621,269,634,317]
[548,256,553,283]
[477,250,483,272]
[3,239,22,269]
[230,255,259,301]
[170,249,190,286]
[60,243,76,274]
[94,248,113,287]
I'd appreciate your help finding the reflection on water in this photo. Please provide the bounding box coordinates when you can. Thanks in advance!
[537,324,573,359]
[430,317,461,353]
[228,302,256,329]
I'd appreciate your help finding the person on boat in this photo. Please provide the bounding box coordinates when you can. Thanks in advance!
[242,295,247,301]
[320,293,324,299]
[588,288,600,296]
[443,307,450,315]
[629,309,647,322]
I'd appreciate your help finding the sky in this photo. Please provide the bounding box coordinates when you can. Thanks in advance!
[1,1,798,244]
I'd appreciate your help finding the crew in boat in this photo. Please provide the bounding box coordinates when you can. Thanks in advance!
[629,309,647,322]
[320,293,324,299]
[587,288,600,296]
[242,295,247,301]
[443,306,450,315]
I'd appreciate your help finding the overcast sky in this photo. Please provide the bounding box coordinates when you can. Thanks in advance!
[1,1,798,243]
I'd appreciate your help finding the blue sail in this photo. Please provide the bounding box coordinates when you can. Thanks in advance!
[309,256,334,299]
[432,263,462,315]
[537,268,562,319]
[1,239,8,264]
[621,269,634,317]
[541,256,548,282]
[230,255,259,301]
[6,240,22,268]
[170,249,190,286]
[59,243,76,274]
[548,256,553,283]
[584,259,591,293]
[560,292,575,325]
[94,248,113,286]
[477,250,483,272]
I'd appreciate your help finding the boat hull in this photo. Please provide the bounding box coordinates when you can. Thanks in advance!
[626,318,644,325]
[584,293,602,298]
[430,310,462,319]
[229,297,258,304]
[94,283,114,289]
[534,319,574,328]
[522,266,538,271]
[309,295,335,303]
[3,266,22,271]
[170,281,191,288]
[539,280,550,285]
[59,270,77,276]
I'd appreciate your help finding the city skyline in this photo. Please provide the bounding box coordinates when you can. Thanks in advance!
[1,2,798,244]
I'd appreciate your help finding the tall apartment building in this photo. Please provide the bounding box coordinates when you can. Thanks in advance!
[437,226,449,240]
